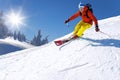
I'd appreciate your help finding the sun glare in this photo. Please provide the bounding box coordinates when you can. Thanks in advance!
[5,9,26,31]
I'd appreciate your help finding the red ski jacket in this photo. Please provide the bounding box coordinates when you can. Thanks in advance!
[68,6,98,26]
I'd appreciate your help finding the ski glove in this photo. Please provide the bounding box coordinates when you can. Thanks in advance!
[95,25,100,32]
[65,19,70,24]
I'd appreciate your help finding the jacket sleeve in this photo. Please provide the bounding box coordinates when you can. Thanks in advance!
[88,11,98,26]
[69,11,81,21]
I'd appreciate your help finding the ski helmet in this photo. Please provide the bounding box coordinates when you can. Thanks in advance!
[78,2,84,9]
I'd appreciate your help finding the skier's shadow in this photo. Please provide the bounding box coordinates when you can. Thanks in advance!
[81,37,120,48]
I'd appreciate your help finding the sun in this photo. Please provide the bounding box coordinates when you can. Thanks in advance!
[5,8,26,30]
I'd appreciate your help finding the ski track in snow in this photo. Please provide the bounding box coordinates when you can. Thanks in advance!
[59,62,89,72]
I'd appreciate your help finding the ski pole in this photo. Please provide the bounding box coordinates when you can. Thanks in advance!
[99,31,112,38]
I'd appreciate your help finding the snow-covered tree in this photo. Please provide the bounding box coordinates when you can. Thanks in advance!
[36,30,42,46]
[31,30,48,46]
[13,31,17,40]
[0,11,9,38]
[13,31,26,42]
[31,35,37,45]
[15,31,26,42]
[41,36,49,45]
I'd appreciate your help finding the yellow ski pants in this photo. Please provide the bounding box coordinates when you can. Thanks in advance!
[73,20,92,37]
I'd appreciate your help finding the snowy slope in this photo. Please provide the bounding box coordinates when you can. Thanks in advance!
[0,37,34,55]
[0,15,120,80]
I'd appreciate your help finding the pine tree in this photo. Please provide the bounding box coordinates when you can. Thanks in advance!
[13,31,17,40]
[31,35,37,45]
[31,30,49,46]
[22,34,26,41]
[36,30,42,46]
[41,36,49,45]
[16,31,26,42]
[0,11,9,38]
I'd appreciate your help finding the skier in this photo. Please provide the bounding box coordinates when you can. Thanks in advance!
[55,3,100,46]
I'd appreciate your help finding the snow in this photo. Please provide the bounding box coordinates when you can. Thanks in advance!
[0,37,34,55]
[0,15,120,80]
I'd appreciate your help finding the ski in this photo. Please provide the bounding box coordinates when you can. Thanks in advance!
[59,40,73,50]
[54,39,69,46]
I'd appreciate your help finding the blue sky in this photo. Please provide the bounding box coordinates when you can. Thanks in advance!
[0,0,120,41]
